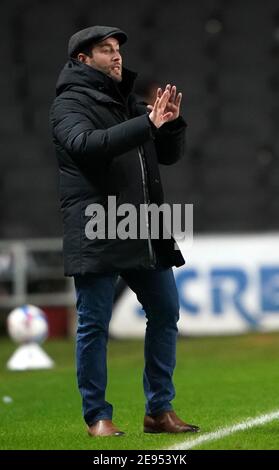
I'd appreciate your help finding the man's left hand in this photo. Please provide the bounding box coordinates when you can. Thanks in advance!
[147,84,182,122]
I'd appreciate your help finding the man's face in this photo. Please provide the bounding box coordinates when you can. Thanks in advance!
[78,37,122,82]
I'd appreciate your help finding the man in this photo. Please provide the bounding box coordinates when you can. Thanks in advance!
[50,25,199,437]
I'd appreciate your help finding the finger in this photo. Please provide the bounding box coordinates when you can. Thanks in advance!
[162,111,174,122]
[158,89,170,109]
[157,87,162,98]
[164,84,171,97]
[159,93,170,112]
[147,105,153,111]
[165,101,176,111]
[169,85,176,103]
[152,96,160,110]
[175,92,182,106]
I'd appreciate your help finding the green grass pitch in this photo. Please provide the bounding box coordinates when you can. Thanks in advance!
[0,332,279,450]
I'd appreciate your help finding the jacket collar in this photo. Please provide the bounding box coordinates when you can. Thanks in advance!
[56,58,137,106]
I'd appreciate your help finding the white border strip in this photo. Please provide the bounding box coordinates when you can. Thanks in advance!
[168,410,279,450]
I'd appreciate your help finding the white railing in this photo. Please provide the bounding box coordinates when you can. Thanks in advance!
[0,238,75,308]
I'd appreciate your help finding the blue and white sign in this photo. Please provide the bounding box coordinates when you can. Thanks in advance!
[109,234,279,337]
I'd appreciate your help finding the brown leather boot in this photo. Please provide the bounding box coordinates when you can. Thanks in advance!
[87,419,125,437]
[144,411,200,434]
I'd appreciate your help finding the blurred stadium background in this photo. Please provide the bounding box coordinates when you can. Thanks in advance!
[1,0,279,450]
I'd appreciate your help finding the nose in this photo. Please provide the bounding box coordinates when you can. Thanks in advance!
[113,50,121,61]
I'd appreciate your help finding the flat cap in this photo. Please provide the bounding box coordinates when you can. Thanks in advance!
[68,25,128,57]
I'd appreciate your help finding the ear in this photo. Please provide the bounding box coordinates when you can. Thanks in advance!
[77,53,86,63]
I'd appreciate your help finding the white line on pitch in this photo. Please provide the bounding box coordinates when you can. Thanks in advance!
[167,410,279,450]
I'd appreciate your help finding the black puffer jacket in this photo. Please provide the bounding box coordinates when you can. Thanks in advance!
[50,59,186,275]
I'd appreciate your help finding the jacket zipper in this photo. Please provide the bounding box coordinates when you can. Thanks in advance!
[138,145,156,268]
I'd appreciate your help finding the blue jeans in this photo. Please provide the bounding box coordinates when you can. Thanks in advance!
[73,265,180,426]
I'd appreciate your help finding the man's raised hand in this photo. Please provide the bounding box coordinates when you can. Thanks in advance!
[147,84,182,128]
